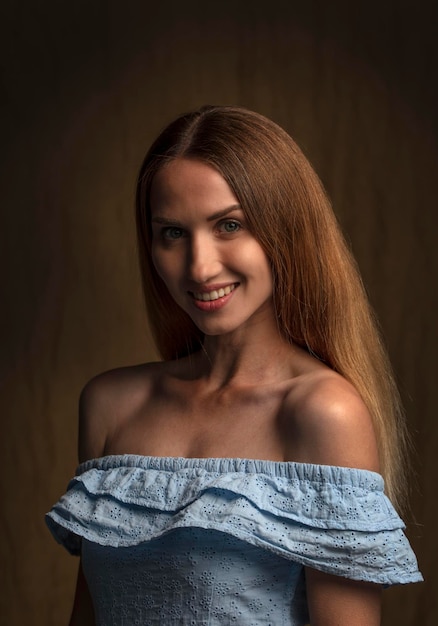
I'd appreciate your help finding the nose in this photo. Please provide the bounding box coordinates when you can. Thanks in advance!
[187,234,222,284]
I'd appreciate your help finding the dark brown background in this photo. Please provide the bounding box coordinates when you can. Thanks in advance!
[0,1,436,624]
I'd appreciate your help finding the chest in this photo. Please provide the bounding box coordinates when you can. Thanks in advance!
[106,383,292,460]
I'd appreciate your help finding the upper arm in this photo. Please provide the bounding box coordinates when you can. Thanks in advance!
[78,364,156,463]
[305,567,382,626]
[78,375,110,463]
[287,374,380,472]
[69,560,95,626]
[78,369,127,463]
[288,375,382,624]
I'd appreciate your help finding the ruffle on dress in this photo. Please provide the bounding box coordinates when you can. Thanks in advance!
[46,455,423,586]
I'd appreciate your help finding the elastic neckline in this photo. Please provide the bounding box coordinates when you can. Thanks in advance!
[77,454,384,490]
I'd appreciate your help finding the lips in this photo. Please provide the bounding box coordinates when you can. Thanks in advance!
[189,283,239,312]
[191,284,236,302]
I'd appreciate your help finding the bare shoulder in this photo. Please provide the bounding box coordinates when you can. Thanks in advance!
[78,362,162,463]
[284,370,380,472]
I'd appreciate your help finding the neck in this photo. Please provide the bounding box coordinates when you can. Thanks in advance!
[194,316,297,389]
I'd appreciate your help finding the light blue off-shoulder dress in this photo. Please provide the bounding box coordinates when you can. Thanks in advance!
[46,455,422,625]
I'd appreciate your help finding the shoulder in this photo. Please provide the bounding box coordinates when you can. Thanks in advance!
[284,370,380,472]
[78,362,162,463]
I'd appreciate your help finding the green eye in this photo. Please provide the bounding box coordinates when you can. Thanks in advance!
[163,227,184,240]
[220,220,241,233]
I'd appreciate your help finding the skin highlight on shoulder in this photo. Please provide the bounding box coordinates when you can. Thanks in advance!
[282,369,380,472]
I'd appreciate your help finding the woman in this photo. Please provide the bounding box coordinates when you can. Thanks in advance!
[47,105,422,625]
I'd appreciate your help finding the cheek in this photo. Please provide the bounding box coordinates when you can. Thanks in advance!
[151,248,172,286]
[251,249,274,295]
[235,244,272,280]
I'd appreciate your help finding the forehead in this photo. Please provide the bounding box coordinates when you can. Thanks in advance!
[150,159,238,215]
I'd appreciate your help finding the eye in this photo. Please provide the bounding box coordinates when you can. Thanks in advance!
[218,220,242,234]
[162,226,185,240]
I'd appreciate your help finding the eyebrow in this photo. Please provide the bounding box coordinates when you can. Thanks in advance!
[151,204,242,225]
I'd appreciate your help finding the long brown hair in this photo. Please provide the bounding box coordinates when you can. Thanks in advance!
[136,105,408,510]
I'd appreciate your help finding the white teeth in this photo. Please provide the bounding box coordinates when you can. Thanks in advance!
[193,284,235,302]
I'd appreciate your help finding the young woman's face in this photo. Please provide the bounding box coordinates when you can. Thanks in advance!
[150,159,274,338]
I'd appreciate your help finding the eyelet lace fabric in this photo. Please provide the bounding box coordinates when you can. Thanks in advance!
[46,455,422,625]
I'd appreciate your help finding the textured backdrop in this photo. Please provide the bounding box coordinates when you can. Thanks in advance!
[0,1,436,624]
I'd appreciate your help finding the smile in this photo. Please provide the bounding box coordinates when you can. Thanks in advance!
[191,284,237,302]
